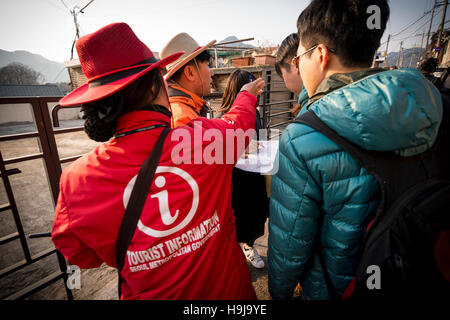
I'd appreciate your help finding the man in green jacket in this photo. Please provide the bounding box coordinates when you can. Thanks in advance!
[268,0,443,300]
[275,33,309,117]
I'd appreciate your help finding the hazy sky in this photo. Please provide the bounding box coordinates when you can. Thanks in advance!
[0,0,448,63]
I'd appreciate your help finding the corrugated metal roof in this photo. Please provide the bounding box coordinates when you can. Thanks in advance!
[0,84,63,97]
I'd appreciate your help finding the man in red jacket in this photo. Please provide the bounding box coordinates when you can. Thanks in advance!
[51,22,264,299]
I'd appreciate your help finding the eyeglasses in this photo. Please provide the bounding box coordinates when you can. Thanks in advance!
[292,45,336,68]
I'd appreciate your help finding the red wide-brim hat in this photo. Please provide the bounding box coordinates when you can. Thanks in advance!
[59,23,184,107]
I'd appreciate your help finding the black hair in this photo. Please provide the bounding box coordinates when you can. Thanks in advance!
[81,69,164,142]
[172,50,212,81]
[419,57,438,74]
[218,69,254,114]
[297,0,390,68]
[275,33,299,77]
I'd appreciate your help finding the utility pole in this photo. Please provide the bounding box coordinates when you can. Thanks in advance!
[420,31,425,49]
[415,31,426,64]
[384,34,391,66]
[437,0,449,50]
[397,41,404,68]
[64,0,95,59]
[409,45,417,68]
[214,48,218,68]
[427,0,438,49]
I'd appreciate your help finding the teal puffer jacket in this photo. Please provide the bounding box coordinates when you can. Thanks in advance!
[268,68,443,300]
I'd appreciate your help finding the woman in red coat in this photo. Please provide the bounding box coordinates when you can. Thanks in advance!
[51,22,264,300]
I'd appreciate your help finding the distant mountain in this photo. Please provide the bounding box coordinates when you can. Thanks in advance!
[384,47,426,68]
[0,49,70,83]
[217,36,255,48]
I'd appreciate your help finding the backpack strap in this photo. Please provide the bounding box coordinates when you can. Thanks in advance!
[293,111,383,175]
[115,127,171,299]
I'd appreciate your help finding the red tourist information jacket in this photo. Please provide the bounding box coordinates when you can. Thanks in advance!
[51,91,258,300]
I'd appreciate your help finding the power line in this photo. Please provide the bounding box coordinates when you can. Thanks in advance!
[389,2,446,41]
[379,5,444,49]
[79,0,94,13]
[411,6,443,35]
[42,0,66,13]
[388,8,442,44]
[60,0,70,11]
[390,13,429,38]
[389,34,423,44]
[52,66,67,83]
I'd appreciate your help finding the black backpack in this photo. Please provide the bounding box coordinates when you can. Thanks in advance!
[293,94,450,300]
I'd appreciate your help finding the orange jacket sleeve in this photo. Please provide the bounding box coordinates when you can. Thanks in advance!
[170,101,200,128]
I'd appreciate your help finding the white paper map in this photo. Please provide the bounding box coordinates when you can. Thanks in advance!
[235,140,279,175]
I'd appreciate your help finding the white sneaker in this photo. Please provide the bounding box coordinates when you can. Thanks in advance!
[241,244,265,269]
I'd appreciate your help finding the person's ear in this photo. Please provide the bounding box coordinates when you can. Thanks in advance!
[317,44,331,72]
[183,65,196,81]
[291,60,300,76]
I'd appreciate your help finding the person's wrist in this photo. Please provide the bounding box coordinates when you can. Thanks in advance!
[240,89,257,98]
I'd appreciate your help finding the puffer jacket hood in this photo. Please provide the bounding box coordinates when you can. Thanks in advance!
[308,68,443,156]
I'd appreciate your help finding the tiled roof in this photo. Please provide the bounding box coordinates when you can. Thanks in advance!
[0,84,63,97]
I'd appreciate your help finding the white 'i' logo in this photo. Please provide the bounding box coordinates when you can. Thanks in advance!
[151,176,179,225]
[123,166,200,238]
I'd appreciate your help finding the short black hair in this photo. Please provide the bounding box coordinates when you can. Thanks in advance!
[275,33,299,77]
[419,57,438,74]
[172,50,212,81]
[297,0,390,68]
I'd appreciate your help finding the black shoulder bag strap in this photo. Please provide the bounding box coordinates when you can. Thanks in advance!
[115,127,171,299]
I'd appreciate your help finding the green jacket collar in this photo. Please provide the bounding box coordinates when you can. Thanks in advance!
[306,68,384,108]
[303,68,443,157]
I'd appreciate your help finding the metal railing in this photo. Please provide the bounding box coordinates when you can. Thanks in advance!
[259,70,297,139]
[0,96,83,300]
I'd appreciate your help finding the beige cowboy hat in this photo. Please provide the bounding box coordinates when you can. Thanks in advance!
[161,33,216,80]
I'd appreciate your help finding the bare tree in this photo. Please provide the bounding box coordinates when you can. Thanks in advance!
[53,82,72,94]
[0,62,44,85]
